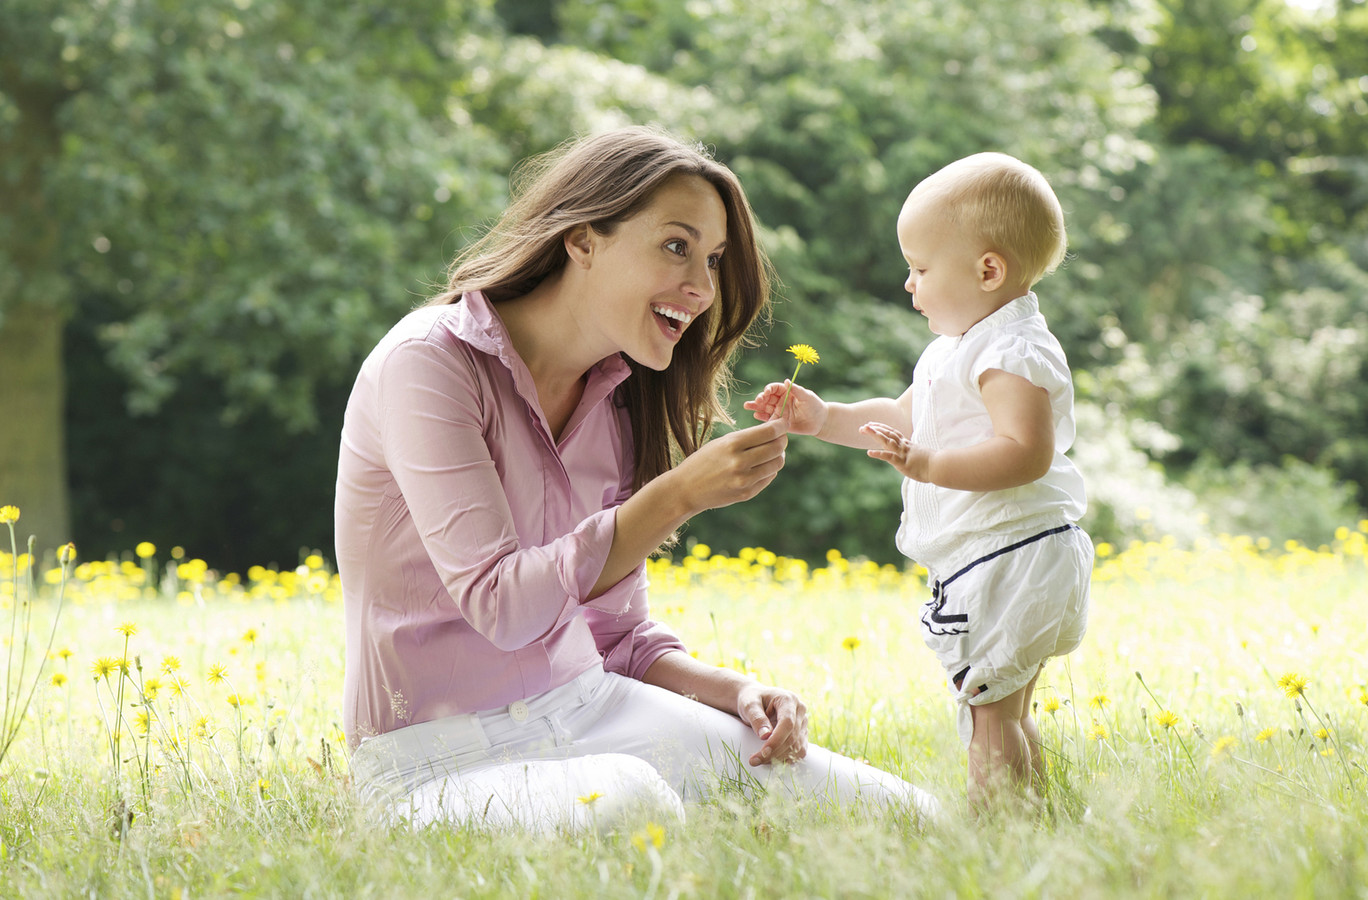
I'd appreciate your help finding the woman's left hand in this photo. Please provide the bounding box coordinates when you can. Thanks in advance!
[736,681,809,766]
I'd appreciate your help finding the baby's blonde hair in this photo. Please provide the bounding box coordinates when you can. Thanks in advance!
[908,152,1067,286]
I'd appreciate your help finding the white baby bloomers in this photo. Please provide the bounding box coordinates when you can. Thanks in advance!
[895,293,1092,745]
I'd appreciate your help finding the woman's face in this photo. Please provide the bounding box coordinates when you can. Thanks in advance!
[583,174,727,371]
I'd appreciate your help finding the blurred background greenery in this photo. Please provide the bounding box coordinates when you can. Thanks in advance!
[2,0,1365,570]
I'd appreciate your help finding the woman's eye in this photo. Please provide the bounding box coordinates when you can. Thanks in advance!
[665,239,687,256]
[706,254,722,270]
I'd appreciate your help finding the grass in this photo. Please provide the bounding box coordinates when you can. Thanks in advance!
[1,524,1366,898]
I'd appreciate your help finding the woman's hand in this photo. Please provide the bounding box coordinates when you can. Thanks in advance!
[736,680,809,766]
[744,380,827,436]
[672,417,789,513]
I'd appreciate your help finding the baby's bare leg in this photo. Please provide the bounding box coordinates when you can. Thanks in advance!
[967,681,1035,811]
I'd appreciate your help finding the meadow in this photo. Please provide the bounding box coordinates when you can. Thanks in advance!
[1,511,1366,899]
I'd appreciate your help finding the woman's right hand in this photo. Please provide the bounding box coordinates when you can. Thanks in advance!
[743,380,826,436]
[673,417,788,513]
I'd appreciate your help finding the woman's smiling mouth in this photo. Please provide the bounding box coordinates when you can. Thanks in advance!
[652,304,693,338]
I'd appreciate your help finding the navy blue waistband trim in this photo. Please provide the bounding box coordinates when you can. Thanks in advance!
[937,524,1078,590]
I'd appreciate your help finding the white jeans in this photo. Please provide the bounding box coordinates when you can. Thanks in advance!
[349,667,938,833]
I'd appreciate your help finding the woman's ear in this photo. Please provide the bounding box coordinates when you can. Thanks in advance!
[977,251,1008,291]
[564,224,596,268]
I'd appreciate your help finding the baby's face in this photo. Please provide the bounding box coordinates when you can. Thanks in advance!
[896,197,1002,337]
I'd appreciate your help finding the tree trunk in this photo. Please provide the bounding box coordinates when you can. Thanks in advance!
[0,303,70,554]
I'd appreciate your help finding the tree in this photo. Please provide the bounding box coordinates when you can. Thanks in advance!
[1,0,507,557]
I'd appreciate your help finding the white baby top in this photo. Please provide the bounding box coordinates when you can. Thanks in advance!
[895,292,1087,572]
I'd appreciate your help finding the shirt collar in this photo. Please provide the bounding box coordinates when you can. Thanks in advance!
[452,290,634,423]
[958,292,1038,344]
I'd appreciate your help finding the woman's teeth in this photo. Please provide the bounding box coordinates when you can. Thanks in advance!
[652,306,692,332]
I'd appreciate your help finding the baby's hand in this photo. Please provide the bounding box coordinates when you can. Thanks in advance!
[861,422,932,481]
[744,380,825,435]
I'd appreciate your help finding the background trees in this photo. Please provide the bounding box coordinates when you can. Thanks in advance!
[2,0,1363,569]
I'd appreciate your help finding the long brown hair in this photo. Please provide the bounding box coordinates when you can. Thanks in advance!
[430,126,773,488]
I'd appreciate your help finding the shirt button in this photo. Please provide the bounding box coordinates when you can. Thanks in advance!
[508,700,530,722]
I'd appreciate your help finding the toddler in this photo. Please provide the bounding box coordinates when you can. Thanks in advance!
[747,152,1091,807]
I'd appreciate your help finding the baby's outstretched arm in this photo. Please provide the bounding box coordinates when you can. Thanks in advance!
[863,369,1054,489]
[746,382,911,449]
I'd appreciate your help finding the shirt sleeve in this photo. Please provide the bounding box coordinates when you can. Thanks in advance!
[582,565,688,680]
[968,332,1072,398]
[376,336,618,652]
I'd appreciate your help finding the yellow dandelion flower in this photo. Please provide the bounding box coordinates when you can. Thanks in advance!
[842,636,861,652]
[1155,709,1180,730]
[1089,693,1110,710]
[225,693,243,708]
[57,648,73,661]
[50,672,67,688]
[116,621,138,637]
[207,662,229,685]
[1358,690,1367,707]
[142,677,162,700]
[257,778,270,796]
[135,710,152,735]
[1255,727,1276,743]
[1041,695,1061,715]
[0,505,20,524]
[135,542,157,559]
[91,657,120,679]
[1277,673,1308,698]
[577,791,603,806]
[241,628,258,644]
[1314,728,1330,741]
[1210,735,1237,760]
[192,716,212,738]
[775,344,820,418]
[161,655,181,674]
[1321,747,1335,758]
[1087,722,1108,741]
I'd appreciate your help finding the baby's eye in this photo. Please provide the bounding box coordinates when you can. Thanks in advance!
[665,239,687,256]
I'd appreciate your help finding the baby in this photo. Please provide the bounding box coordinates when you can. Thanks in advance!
[747,152,1091,808]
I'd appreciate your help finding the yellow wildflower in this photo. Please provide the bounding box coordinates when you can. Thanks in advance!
[207,662,229,685]
[1155,709,1180,730]
[1255,727,1276,743]
[1277,673,1308,698]
[1089,693,1110,710]
[1087,722,1108,741]
[116,621,138,637]
[1210,735,1237,760]
[161,655,182,674]
[1041,695,1061,715]
[50,672,67,688]
[577,791,603,806]
[787,344,820,366]
[58,542,76,565]
[842,636,861,652]
[135,542,157,559]
[1314,728,1330,741]
[91,657,121,679]
[135,710,152,735]
[142,677,161,700]
[0,505,19,524]
[241,628,258,644]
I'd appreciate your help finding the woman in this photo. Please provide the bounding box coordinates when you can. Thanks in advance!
[335,126,937,832]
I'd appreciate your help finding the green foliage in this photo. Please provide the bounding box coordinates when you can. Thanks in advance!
[2,0,1366,564]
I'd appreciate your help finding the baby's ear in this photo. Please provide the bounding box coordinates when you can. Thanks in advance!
[977,251,1008,291]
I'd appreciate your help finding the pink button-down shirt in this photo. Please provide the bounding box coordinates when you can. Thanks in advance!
[336,292,686,747]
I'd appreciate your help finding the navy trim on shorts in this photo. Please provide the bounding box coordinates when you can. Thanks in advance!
[922,524,1078,635]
